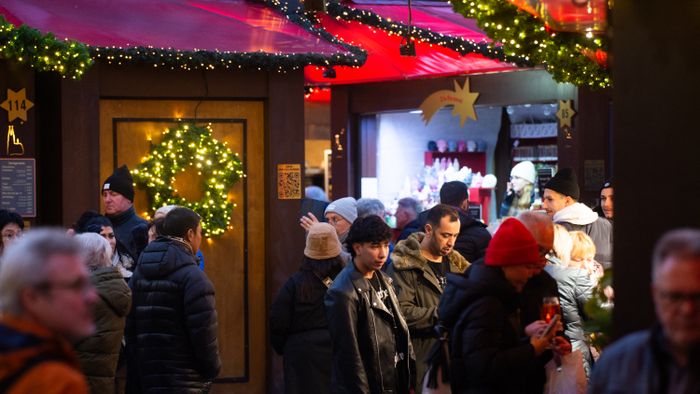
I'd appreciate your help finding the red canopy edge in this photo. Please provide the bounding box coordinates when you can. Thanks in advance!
[305,5,520,85]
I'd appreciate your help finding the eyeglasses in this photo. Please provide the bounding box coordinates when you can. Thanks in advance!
[326,216,346,226]
[2,231,21,241]
[656,290,700,306]
[35,278,94,295]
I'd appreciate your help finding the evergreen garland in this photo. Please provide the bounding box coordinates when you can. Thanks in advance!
[449,0,610,88]
[0,16,92,79]
[324,0,528,66]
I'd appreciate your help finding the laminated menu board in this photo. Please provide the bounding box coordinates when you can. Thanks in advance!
[0,158,36,217]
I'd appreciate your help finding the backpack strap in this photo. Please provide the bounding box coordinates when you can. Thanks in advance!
[0,353,61,392]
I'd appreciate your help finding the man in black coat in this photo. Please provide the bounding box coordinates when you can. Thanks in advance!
[398,181,490,263]
[126,207,220,393]
[325,216,414,393]
[102,165,148,261]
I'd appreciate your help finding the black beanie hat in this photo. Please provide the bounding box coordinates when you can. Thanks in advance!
[544,167,580,200]
[103,165,135,202]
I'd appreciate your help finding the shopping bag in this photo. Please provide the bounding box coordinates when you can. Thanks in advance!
[543,349,587,394]
[422,365,452,394]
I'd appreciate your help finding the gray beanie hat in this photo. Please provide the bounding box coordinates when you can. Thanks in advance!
[324,197,358,224]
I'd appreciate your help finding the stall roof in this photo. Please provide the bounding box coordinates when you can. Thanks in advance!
[0,0,349,55]
[305,4,518,85]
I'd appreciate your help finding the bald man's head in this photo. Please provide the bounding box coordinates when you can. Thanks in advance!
[517,211,554,271]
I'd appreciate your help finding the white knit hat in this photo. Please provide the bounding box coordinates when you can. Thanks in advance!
[510,161,537,184]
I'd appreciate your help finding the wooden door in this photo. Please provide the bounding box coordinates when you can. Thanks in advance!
[100,99,266,393]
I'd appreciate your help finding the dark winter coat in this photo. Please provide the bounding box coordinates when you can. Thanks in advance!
[325,263,414,393]
[269,259,343,394]
[462,261,557,393]
[125,237,221,393]
[438,264,539,393]
[75,267,132,394]
[107,206,148,262]
[545,264,595,374]
[590,325,700,393]
[387,232,469,389]
[398,209,491,264]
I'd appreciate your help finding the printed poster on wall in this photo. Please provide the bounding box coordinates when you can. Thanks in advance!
[277,164,302,200]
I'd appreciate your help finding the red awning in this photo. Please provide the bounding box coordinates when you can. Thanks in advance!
[305,7,517,85]
[0,0,348,55]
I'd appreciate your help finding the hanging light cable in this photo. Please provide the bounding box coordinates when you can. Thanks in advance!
[400,0,416,56]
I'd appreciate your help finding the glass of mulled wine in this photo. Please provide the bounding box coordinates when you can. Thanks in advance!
[541,296,561,323]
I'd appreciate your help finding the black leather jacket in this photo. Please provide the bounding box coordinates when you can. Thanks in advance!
[325,263,415,393]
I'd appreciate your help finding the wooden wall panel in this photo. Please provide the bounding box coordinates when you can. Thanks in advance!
[99,99,266,392]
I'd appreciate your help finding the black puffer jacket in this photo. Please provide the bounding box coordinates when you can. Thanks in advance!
[325,263,414,393]
[75,267,132,394]
[398,209,491,263]
[438,264,538,393]
[125,237,221,393]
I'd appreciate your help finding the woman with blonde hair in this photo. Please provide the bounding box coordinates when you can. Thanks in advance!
[548,224,574,266]
[545,230,598,376]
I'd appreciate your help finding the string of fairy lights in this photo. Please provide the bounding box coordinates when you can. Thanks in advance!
[131,124,245,238]
[0,9,366,78]
[0,17,92,79]
[1,2,609,87]
[449,0,610,88]
[323,0,527,65]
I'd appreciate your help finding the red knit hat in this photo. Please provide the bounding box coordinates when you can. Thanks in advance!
[485,218,540,266]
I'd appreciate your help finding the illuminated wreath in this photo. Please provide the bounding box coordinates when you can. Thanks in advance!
[132,123,244,237]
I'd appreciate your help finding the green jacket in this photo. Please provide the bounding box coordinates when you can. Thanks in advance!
[388,232,470,334]
[75,267,131,394]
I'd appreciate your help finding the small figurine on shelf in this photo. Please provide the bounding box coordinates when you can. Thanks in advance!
[499,160,537,218]
[427,140,438,152]
[448,140,458,152]
[436,139,448,153]
[457,140,467,152]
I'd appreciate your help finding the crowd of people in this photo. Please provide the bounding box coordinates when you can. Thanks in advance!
[277,167,698,393]
[0,165,220,393]
[0,164,697,394]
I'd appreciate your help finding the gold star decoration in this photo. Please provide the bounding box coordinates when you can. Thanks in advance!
[420,78,479,127]
[1,89,35,123]
[556,100,576,129]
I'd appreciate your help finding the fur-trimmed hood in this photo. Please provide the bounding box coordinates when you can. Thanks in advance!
[391,232,470,273]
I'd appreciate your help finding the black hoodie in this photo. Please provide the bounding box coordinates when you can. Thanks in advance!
[437,264,539,393]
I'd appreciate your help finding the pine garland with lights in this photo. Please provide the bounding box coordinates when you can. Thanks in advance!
[449,0,610,88]
[90,44,365,72]
[324,0,527,65]
[0,16,92,79]
[132,124,244,237]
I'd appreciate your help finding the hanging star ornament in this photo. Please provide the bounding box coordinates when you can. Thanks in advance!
[420,78,479,127]
[556,100,576,129]
[0,89,34,123]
